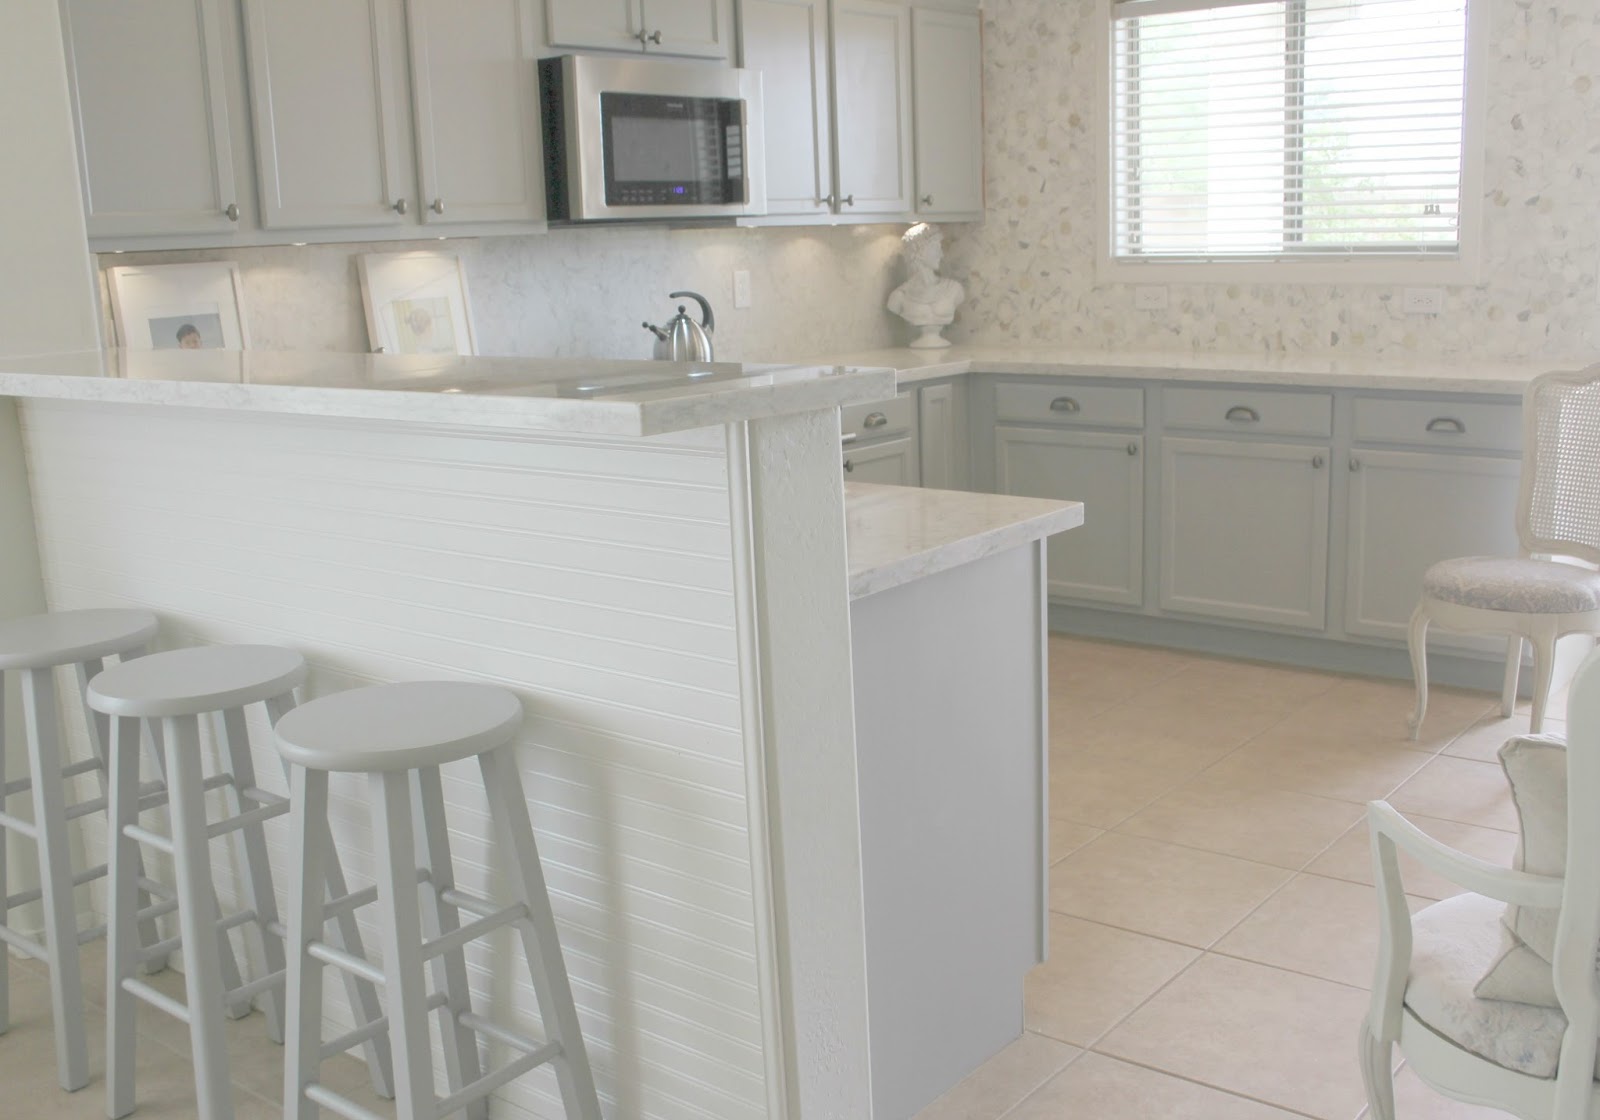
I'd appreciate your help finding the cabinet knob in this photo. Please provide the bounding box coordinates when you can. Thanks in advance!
[920,194,934,207]
[429,198,445,215]
[1049,396,1081,413]
[1225,405,1260,423]
[636,28,662,44]
[1311,454,1325,469]
[224,202,240,222]
[842,194,856,207]
[1349,456,1361,471]
[1127,442,1139,456]
[843,458,855,473]
[821,194,838,209]
[392,198,409,215]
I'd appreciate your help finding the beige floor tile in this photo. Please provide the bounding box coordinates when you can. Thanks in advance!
[1024,914,1199,1046]
[1362,1062,1515,1119]
[1048,639,1195,717]
[911,1031,1081,1120]
[1389,755,1519,832]
[1048,819,1103,865]
[1137,656,1343,715]
[1212,873,1426,989]
[1443,712,1563,764]
[1098,954,1373,1120]
[1048,751,1195,830]
[1306,814,1518,901]
[1117,777,1365,870]
[1270,676,1495,752]
[1068,693,1288,756]
[1203,737,1435,804]
[1009,1051,1302,1120]
[1048,833,1292,948]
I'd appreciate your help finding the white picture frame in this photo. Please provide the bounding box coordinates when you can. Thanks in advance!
[106,261,250,351]
[357,251,478,356]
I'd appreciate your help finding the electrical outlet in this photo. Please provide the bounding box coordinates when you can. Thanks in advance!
[1403,287,1445,315]
[1134,285,1169,311]
[733,270,753,309]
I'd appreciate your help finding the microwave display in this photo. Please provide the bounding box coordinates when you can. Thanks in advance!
[600,92,744,207]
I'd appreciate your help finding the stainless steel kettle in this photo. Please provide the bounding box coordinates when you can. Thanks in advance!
[642,290,715,361]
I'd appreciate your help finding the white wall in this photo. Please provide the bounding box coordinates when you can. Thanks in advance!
[945,0,1600,361]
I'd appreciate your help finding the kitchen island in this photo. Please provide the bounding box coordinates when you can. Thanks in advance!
[0,349,1081,1120]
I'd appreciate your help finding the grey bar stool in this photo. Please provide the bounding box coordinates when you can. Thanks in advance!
[0,607,163,1091]
[275,681,603,1120]
[89,645,394,1119]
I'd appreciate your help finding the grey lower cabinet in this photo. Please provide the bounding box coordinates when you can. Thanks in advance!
[997,426,1143,606]
[844,434,920,484]
[1159,437,1332,631]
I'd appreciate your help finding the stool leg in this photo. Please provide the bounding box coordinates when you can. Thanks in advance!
[266,694,394,1100]
[73,657,165,971]
[371,770,436,1120]
[0,678,9,1038]
[106,716,144,1119]
[217,706,286,1042]
[283,765,329,1120]
[163,715,235,1119]
[412,766,486,1120]
[21,666,89,1091]
[479,748,603,1120]
[145,716,251,1019]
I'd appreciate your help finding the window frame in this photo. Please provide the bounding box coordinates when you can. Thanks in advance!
[1094,0,1490,285]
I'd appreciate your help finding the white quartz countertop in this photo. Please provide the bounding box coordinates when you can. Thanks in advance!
[845,482,1083,600]
[810,345,1597,395]
[0,349,898,436]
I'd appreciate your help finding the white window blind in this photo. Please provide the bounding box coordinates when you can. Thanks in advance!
[1110,0,1470,263]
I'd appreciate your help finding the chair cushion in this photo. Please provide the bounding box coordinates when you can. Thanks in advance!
[1406,892,1594,1079]
[1423,556,1600,614]
[1475,735,1568,1007]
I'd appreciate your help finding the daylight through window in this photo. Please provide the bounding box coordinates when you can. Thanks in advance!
[1110,0,1470,263]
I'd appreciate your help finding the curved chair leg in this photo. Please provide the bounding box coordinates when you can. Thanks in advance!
[1501,636,1524,719]
[1407,605,1431,740]
[1358,1018,1396,1120]
[1529,625,1559,734]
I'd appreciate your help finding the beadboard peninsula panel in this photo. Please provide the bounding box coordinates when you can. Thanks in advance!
[21,399,765,1120]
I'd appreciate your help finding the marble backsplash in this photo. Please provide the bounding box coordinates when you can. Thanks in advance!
[97,222,908,364]
[942,0,1600,362]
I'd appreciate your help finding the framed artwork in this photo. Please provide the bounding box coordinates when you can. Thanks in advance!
[106,262,250,351]
[357,251,478,356]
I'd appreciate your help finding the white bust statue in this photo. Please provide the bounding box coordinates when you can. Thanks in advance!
[886,222,965,349]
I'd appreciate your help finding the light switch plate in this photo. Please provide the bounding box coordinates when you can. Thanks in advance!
[1134,285,1169,311]
[1403,288,1444,314]
[733,270,752,309]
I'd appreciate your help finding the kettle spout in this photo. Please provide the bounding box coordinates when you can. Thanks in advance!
[641,321,668,341]
[668,290,715,336]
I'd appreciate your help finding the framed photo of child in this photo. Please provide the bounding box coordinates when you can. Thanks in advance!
[106,262,250,351]
[357,251,478,357]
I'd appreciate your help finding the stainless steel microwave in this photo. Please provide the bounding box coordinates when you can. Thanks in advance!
[539,55,767,223]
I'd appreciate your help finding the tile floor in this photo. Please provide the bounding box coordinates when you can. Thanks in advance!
[914,634,1562,1120]
[0,635,1561,1118]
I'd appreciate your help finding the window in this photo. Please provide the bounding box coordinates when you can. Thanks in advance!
[1108,0,1477,269]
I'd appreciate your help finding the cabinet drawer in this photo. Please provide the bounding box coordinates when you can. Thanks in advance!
[1351,397,1521,454]
[1163,387,1333,439]
[842,393,916,441]
[994,383,1144,428]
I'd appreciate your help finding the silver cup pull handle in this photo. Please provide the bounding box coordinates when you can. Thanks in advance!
[1426,416,1466,434]
[1050,396,1081,413]
[1225,405,1260,423]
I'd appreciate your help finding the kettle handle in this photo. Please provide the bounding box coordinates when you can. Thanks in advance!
[668,290,715,336]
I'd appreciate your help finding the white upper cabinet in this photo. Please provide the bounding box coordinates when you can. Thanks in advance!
[740,0,833,216]
[406,0,544,226]
[60,0,243,238]
[831,0,914,215]
[242,0,412,229]
[911,7,982,219]
[546,0,731,58]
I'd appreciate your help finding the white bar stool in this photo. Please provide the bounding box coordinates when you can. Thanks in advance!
[89,645,393,1119]
[275,681,604,1120]
[0,607,162,1091]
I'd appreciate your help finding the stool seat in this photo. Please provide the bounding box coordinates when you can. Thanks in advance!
[88,645,306,718]
[0,609,157,671]
[275,682,522,773]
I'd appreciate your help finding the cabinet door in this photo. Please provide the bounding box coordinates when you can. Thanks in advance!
[1345,449,1522,652]
[546,0,644,51]
[242,0,413,229]
[911,7,982,219]
[61,0,241,238]
[996,427,1144,607]
[846,436,920,485]
[406,0,543,226]
[643,0,732,57]
[831,0,914,215]
[740,0,834,216]
[918,381,968,490]
[1160,438,1331,630]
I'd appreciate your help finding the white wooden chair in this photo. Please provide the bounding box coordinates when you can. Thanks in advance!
[1409,364,1600,738]
[1362,646,1600,1120]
